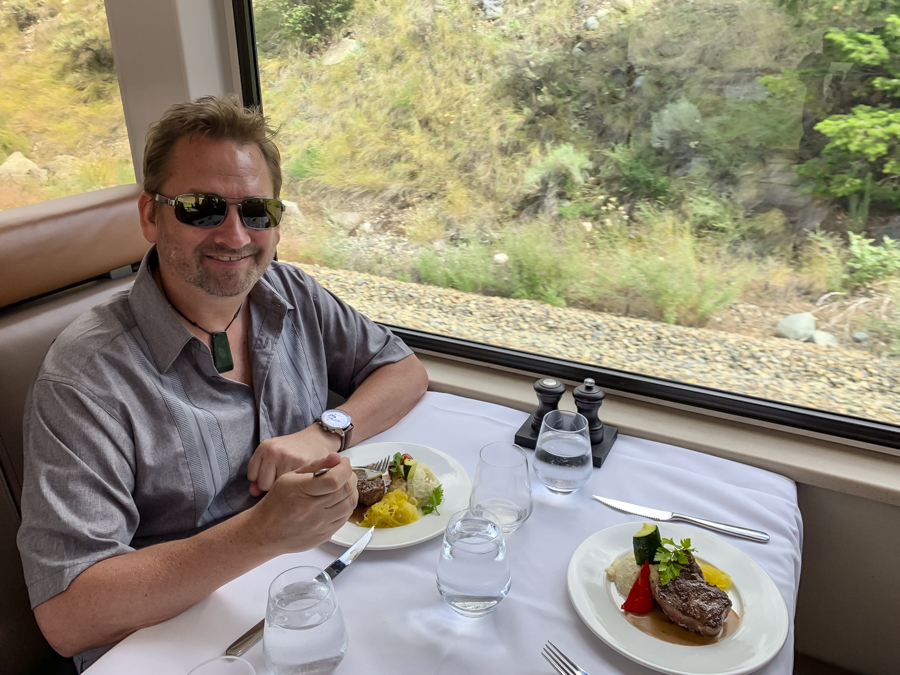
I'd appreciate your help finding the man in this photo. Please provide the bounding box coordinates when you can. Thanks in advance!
[16,96,428,671]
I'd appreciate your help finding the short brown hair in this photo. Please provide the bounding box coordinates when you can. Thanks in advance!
[143,95,282,201]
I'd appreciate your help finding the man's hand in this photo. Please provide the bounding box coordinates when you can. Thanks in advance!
[248,452,357,556]
[247,425,340,496]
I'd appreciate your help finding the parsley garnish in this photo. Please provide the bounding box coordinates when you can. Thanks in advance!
[654,538,697,585]
[389,452,405,478]
[420,485,444,515]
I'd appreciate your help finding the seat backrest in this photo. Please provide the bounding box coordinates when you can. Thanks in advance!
[0,184,149,674]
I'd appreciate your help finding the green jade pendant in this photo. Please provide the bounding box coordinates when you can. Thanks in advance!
[211,331,234,373]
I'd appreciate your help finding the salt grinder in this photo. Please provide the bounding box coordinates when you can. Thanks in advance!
[573,378,605,445]
[529,377,566,433]
[514,377,566,449]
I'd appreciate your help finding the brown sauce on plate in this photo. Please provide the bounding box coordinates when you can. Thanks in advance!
[349,504,366,525]
[624,607,740,645]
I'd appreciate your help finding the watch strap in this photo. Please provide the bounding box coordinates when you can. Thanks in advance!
[339,420,353,452]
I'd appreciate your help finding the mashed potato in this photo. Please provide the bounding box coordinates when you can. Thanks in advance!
[407,463,441,504]
[606,553,641,597]
[606,553,660,597]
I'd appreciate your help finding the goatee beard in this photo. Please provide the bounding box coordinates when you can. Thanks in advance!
[164,244,273,298]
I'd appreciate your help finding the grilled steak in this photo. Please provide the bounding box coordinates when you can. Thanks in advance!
[354,470,386,507]
[651,555,732,637]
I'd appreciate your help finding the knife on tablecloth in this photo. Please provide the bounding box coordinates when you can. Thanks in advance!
[592,496,770,543]
[224,526,375,657]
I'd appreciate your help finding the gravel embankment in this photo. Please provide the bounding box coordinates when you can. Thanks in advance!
[293,263,900,425]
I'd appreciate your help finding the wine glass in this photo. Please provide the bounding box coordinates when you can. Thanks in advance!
[469,442,533,533]
[533,410,592,494]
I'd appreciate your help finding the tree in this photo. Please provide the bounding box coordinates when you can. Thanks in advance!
[798,16,900,227]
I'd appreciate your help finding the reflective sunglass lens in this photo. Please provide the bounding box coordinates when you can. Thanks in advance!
[175,195,227,228]
[241,198,283,229]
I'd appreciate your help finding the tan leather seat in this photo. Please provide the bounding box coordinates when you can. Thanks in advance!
[0,185,149,674]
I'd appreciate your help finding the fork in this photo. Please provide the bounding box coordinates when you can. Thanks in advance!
[355,455,391,474]
[542,641,589,675]
[313,454,391,477]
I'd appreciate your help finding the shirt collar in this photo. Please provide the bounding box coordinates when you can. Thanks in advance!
[128,247,293,373]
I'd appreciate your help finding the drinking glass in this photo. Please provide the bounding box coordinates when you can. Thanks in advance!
[469,442,533,533]
[436,508,511,617]
[187,656,255,675]
[263,565,348,675]
[533,410,593,494]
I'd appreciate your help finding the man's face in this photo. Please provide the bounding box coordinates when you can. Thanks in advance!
[144,135,280,298]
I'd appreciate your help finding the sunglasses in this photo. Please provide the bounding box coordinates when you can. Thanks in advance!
[154,193,284,230]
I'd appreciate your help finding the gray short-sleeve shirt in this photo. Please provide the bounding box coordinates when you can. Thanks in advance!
[17,247,412,612]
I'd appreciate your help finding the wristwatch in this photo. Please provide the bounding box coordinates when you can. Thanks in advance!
[315,409,354,452]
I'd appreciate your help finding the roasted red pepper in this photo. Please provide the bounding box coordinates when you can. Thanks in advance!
[622,560,653,614]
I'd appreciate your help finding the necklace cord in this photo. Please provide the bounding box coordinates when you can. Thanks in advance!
[157,274,243,335]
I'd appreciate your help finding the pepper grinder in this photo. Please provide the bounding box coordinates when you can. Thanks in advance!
[514,377,566,449]
[572,377,618,467]
[573,378,605,445]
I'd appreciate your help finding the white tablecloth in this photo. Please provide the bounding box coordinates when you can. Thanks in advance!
[86,392,802,675]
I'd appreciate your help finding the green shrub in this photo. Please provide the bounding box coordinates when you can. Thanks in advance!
[8,0,39,31]
[523,144,591,214]
[416,243,495,294]
[862,283,900,355]
[500,224,587,306]
[604,143,670,203]
[846,233,900,289]
[0,118,29,163]
[800,231,849,293]
[617,220,743,324]
[286,147,324,180]
[51,9,116,75]
[651,99,703,154]
[415,221,588,306]
[274,0,355,46]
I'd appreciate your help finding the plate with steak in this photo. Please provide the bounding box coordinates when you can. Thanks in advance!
[330,442,471,551]
[567,522,788,675]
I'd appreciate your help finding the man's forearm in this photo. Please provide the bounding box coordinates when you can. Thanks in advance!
[34,508,272,657]
[339,354,429,445]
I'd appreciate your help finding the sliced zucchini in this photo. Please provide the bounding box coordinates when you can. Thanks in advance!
[633,523,662,566]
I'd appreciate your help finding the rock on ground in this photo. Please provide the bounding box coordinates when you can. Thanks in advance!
[777,312,816,341]
[0,151,48,181]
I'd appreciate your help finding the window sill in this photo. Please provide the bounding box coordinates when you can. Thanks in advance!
[416,350,900,507]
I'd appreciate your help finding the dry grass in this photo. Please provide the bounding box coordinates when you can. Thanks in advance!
[0,0,134,211]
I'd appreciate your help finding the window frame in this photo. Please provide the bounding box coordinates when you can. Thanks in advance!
[236,0,900,451]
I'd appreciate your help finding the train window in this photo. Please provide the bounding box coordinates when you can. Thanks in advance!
[249,0,900,442]
[0,0,134,211]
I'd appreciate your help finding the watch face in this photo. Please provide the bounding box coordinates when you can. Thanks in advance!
[321,409,351,429]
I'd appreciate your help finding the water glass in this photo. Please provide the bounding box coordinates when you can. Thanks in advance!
[469,442,533,533]
[533,410,593,494]
[263,565,348,675]
[436,508,511,617]
[188,656,255,675]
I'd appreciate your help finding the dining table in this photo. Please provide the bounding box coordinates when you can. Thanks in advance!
[85,391,803,675]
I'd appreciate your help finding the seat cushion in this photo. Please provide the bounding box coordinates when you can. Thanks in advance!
[0,277,135,510]
[0,184,148,308]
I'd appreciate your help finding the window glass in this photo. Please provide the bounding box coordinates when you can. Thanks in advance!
[0,0,134,211]
[254,0,900,426]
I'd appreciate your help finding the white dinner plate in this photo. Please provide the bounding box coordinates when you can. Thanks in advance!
[567,522,789,675]
[330,442,471,550]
